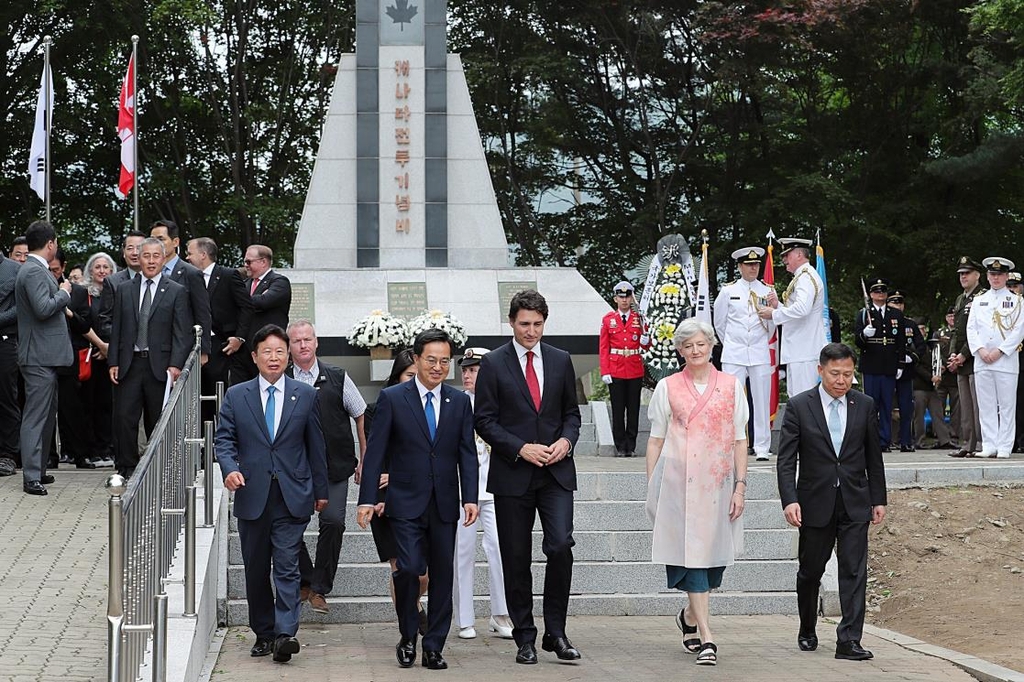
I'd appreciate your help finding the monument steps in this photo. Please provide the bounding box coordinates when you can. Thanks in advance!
[223,468,804,624]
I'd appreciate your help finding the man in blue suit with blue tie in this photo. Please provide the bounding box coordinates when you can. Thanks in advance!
[357,328,479,670]
[216,324,328,663]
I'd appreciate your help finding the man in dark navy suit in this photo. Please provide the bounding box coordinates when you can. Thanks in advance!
[215,324,328,663]
[777,342,887,661]
[357,328,478,671]
[474,289,583,665]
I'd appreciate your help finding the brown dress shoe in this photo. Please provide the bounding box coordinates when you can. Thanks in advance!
[308,592,329,614]
[300,586,310,603]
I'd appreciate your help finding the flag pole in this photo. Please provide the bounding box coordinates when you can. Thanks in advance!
[43,35,52,223]
[131,35,139,232]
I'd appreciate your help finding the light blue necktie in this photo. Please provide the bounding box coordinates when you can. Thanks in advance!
[424,392,437,441]
[265,386,276,441]
[828,398,842,456]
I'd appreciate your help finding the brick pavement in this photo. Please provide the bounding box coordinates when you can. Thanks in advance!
[211,615,978,681]
[0,470,110,682]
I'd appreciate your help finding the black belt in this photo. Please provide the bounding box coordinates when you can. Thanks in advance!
[134,350,150,358]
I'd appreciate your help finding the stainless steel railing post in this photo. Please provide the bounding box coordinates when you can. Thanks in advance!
[106,474,127,682]
[151,593,168,682]
[203,421,215,527]
[215,380,225,423]
[184,485,197,617]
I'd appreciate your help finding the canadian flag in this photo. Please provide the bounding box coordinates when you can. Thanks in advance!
[116,53,135,199]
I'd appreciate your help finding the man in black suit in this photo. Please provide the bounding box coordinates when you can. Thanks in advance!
[853,278,905,452]
[233,244,291,384]
[474,289,582,665]
[0,250,21,474]
[150,220,212,362]
[108,238,194,477]
[777,342,888,661]
[185,237,252,422]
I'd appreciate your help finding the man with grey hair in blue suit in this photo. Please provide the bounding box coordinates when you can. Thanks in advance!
[216,324,328,664]
[15,220,73,495]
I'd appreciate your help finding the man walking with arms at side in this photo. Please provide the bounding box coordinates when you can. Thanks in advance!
[757,238,827,396]
[777,343,887,660]
[356,328,478,670]
[15,220,73,495]
[474,289,583,665]
[216,324,328,664]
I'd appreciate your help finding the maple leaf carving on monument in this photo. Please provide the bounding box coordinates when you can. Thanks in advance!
[386,0,418,30]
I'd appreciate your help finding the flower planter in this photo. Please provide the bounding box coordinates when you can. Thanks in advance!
[369,345,393,361]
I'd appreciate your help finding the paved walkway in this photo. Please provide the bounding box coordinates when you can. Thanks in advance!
[210,616,978,681]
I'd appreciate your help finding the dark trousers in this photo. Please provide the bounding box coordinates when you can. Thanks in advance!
[84,356,114,457]
[609,376,642,453]
[230,352,257,386]
[494,472,574,647]
[862,374,895,449]
[390,494,456,652]
[113,360,165,474]
[202,341,230,425]
[237,480,309,639]
[0,337,21,460]
[895,378,914,446]
[299,479,349,595]
[796,488,869,644]
[57,373,94,461]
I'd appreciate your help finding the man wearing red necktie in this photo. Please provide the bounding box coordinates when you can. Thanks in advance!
[233,244,291,384]
[474,289,583,665]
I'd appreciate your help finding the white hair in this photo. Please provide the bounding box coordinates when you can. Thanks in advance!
[673,318,717,349]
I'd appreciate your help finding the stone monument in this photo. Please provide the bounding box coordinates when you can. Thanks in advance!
[284,0,608,383]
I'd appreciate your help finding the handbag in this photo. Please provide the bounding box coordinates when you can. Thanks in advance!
[78,347,92,382]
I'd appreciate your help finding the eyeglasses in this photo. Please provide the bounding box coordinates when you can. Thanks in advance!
[421,356,451,367]
[243,257,267,265]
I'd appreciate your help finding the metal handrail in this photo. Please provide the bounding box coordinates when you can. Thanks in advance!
[106,325,204,682]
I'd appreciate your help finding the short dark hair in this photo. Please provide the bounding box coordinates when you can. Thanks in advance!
[123,229,146,243]
[252,324,289,350]
[190,237,218,261]
[413,327,454,356]
[53,246,66,265]
[386,349,416,387]
[150,219,179,239]
[69,262,84,273]
[508,289,549,321]
[25,221,56,251]
[819,342,856,366]
[11,236,27,248]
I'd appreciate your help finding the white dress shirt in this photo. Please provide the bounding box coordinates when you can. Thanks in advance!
[201,262,215,288]
[414,376,441,427]
[511,338,544,399]
[138,273,162,311]
[258,374,286,438]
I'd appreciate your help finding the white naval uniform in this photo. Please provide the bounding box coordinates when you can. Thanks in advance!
[770,263,827,396]
[967,287,1024,456]
[714,278,776,457]
[453,392,507,627]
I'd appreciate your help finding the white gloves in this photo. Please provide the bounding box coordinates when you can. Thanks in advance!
[602,374,613,384]
[863,325,876,338]
[896,369,903,380]
[640,334,650,345]
[904,355,912,364]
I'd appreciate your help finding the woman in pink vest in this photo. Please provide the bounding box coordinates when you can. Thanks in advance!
[646,318,749,666]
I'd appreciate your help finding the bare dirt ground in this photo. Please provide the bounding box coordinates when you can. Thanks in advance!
[866,485,1024,673]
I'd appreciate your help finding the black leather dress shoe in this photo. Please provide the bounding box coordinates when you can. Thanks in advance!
[40,474,55,484]
[23,481,47,496]
[272,635,299,662]
[396,637,416,668]
[835,640,873,660]
[515,642,538,664]
[75,459,97,469]
[250,637,273,657]
[421,650,447,670]
[541,634,581,660]
[900,444,916,453]
[798,631,818,651]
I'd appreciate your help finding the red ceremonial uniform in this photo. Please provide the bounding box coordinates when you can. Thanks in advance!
[599,310,647,380]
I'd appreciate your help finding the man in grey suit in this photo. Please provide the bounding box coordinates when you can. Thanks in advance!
[777,342,887,661]
[216,324,328,663]
[15,221,73,495]
[108,238,193,477]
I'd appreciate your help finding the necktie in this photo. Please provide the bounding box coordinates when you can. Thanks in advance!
[525,351,541,411]
[424,392,436,441]
[137,279,153,349]
[828,398,843,456]
[622,313,628,325]
[250,278,259,296]
[265,385,276,441]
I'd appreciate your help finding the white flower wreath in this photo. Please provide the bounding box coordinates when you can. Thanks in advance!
[408,309,469,346]
[347,310,412,349]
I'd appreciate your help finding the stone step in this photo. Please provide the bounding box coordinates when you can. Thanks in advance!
[227,527,797,566]
[224,591,797,625]
[227,558,796,599]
